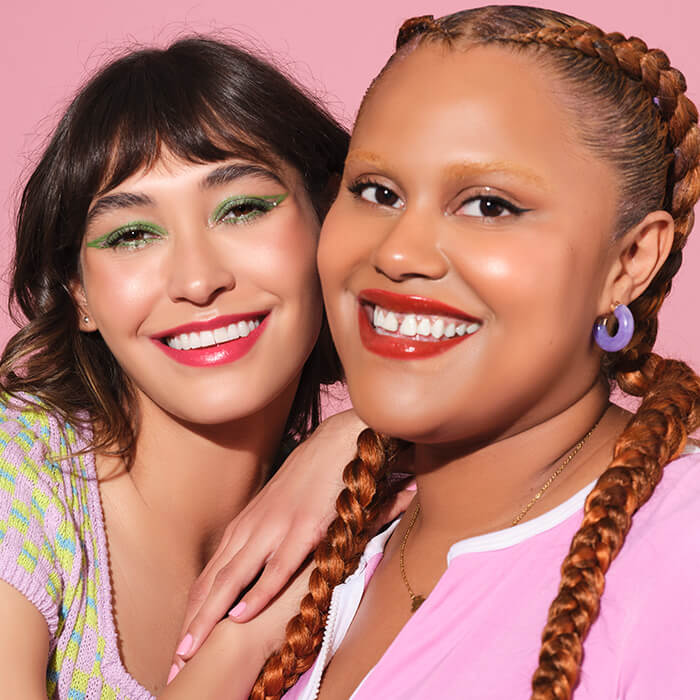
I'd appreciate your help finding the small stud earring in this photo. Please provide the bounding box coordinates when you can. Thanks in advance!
[83,315,90,324]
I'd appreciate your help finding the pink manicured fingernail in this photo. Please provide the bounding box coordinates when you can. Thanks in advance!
[405,481,417,491]
[167,663,180,684]
[228,601,247,619]
[175,633,193,657]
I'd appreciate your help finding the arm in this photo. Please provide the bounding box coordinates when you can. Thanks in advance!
[0,580,51,699]
[161,561,314,698]
[174,409,414,663]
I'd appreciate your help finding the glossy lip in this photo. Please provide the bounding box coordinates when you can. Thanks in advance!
[359,289,480,321]
[357,289,480,360]
[151,312,269,367]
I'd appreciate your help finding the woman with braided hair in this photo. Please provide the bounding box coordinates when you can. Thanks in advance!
[246,6,700,700]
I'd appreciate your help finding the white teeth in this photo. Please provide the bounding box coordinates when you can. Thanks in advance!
[214,327,228,344]
[369,303,481,342]
[165,318,261,350]
[200,330,215,347]
[189,331,202,349]
[416,318,431,336]
[373,307,384,327]
[399,315,417,337]
[383,312,399,333]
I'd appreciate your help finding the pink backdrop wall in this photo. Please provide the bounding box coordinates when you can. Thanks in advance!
[3,0,699,370]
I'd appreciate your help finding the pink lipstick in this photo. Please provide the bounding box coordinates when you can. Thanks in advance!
[152,312,269,367]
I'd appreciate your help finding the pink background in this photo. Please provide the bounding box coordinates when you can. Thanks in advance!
[2,0,699,370]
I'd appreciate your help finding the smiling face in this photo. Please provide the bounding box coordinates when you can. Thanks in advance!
[318,43,625,445]
[76,154,323,426]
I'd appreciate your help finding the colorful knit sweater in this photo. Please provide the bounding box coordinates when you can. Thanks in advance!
[0,398,152,699]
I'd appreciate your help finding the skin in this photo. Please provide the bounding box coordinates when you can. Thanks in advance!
[315,43,673,699]
[76,153,324,692]
[0,150,344,698]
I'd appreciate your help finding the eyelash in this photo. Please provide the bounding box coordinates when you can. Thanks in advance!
[212,194,287,225]
[89,193,288,250]
[91,222,166,250]
[348,180,528,219]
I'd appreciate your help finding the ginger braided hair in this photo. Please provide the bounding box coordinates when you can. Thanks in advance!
[251,8,700,699]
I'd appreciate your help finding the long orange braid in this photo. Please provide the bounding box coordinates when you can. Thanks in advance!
[251,8,700,700]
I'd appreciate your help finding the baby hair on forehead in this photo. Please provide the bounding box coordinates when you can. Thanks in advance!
[250,7,700,700]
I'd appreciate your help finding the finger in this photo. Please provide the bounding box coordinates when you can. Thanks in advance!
[176,521,264,639]
[166,655,185,685]
[176,545,264,660]
[229,537,315,622]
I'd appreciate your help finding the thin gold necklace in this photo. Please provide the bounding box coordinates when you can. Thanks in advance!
[399,421,599,613]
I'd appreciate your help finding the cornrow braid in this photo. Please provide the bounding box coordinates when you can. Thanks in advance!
[250,429,399,699]
[253,9,700,700]
[485,23,700,699]
[506,24,700,393]
[395,15,450,50]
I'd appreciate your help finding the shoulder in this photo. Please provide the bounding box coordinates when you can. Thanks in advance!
[594,448,700,696]
[630,445,700,534]
[0,394,91,479]
[0,395,95,638]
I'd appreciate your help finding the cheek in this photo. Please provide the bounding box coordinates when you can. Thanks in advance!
[82,253,160,331]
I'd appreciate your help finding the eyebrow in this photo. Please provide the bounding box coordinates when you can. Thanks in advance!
[86,192,154,225]
[86,162,286,226]
[346,151,547,188]
[201,163,285,189]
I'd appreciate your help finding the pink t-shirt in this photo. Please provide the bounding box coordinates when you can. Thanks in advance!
[286,447,700,699]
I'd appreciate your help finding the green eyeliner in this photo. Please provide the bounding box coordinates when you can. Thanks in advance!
[210,193,288,225]
[86,221,168,249]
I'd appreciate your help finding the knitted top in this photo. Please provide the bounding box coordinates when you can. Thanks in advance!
[0,398,152,699]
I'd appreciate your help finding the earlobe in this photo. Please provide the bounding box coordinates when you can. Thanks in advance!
[598,210,675,313]
[68,279,97,332]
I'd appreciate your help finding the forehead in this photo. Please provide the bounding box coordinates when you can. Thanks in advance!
[352,43,605,185]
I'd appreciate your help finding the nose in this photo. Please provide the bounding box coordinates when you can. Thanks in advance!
[166,232,235,305]
[370,209,449,282]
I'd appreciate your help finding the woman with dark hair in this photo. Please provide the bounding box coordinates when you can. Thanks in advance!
[0,36,364,698]
[248,7,700,699]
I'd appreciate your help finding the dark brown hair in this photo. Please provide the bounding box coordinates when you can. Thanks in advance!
[251,7,700,699]
[1,37,348,464]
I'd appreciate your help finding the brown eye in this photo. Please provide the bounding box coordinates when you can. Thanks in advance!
[351,182,404,209]
[479,197,505,217]
[457,195,526,219]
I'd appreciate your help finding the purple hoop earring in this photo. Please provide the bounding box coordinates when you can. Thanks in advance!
[593,303,634,352]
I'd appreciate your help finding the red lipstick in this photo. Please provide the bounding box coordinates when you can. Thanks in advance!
[152,313,269,367]
[357,289,480,360]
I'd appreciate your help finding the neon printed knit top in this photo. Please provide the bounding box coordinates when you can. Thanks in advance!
[0,398,152,699]
[287,446,700,700]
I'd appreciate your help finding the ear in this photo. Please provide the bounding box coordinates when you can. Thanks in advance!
[597,210,675,314]
[68,279,98,332]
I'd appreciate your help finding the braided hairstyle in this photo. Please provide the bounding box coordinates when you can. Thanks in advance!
[251,7,700,699]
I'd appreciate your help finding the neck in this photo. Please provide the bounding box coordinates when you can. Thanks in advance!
[99,380,298,567]
[412,379,615,540]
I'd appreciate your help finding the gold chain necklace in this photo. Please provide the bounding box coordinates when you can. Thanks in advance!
[399,421,599,612]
